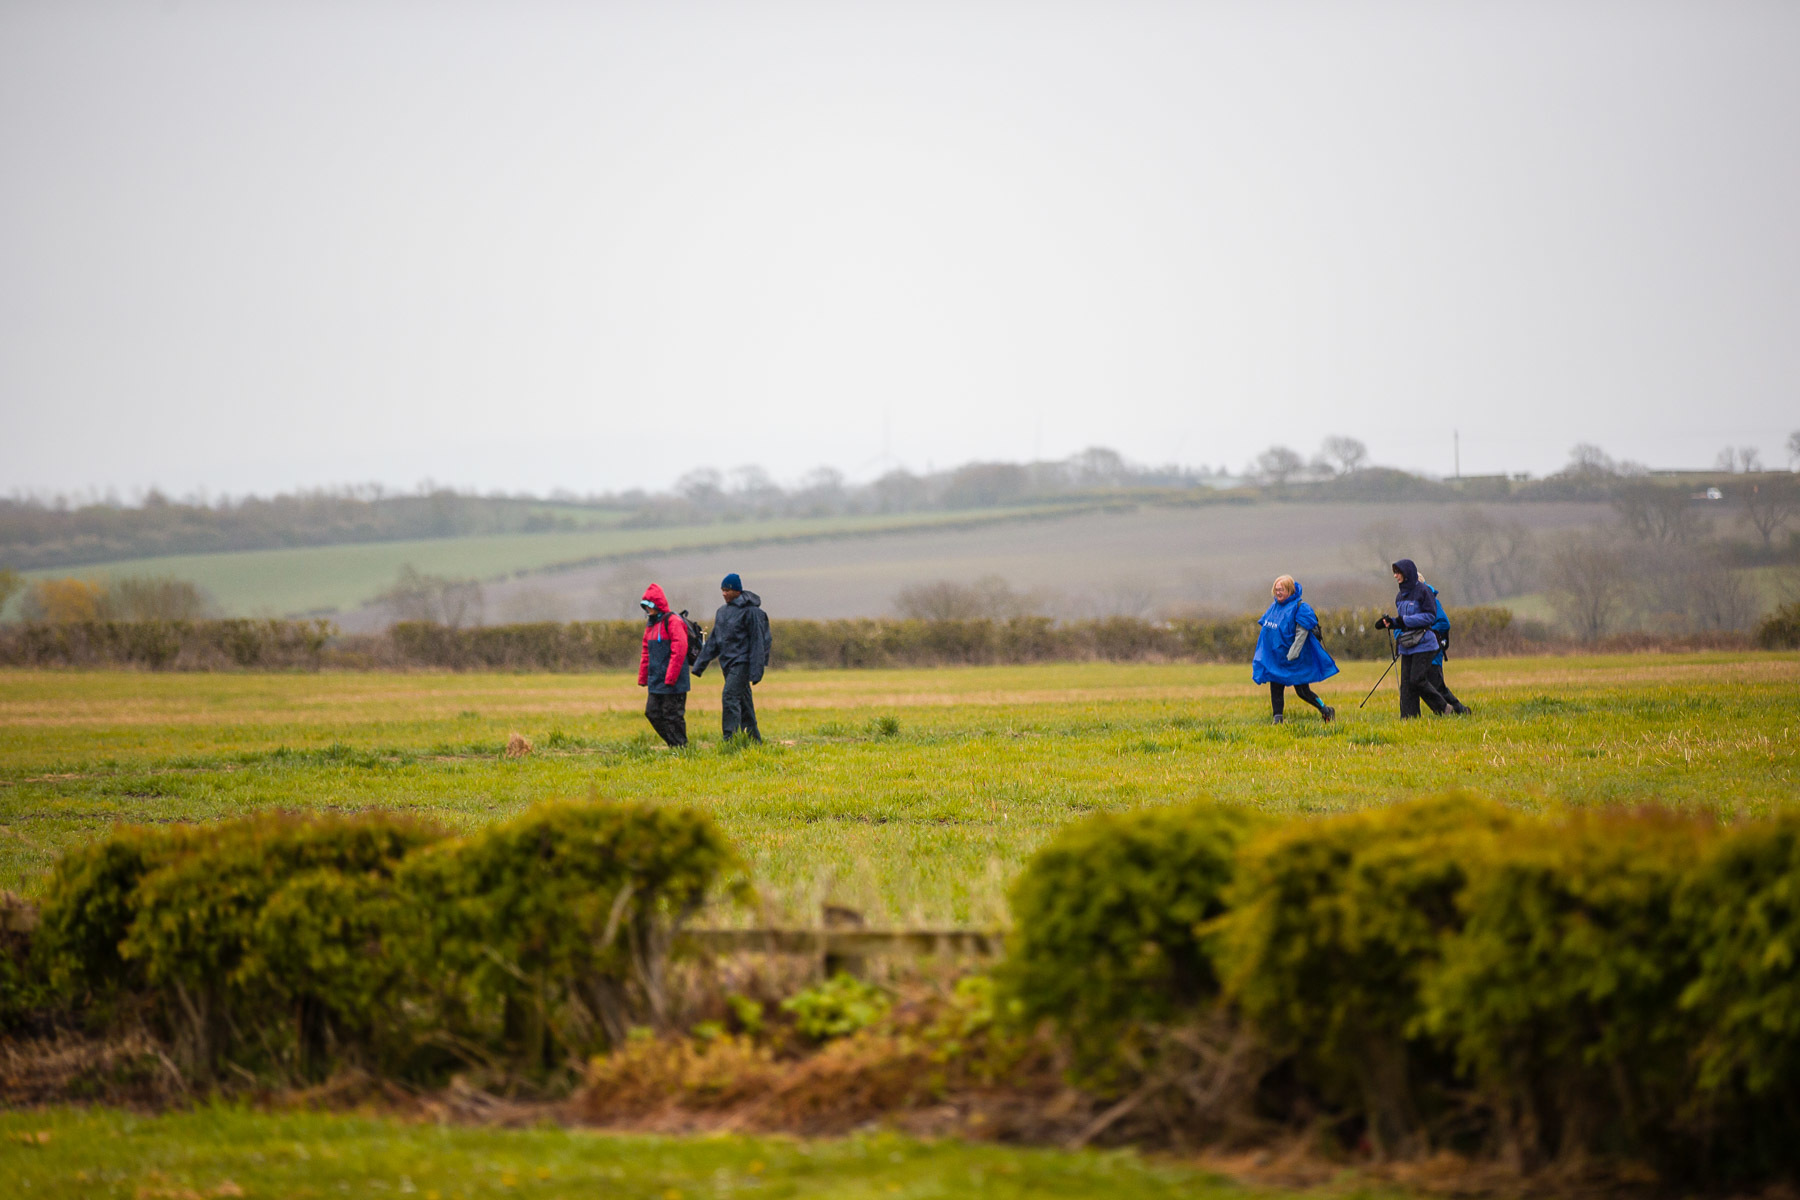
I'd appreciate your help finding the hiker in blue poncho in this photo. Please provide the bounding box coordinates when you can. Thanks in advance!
[1251,575,1338,724]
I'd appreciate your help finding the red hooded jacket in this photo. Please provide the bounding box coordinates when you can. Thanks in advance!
[637,583,690,692]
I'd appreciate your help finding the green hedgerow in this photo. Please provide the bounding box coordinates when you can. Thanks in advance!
[998,802,1266,1088]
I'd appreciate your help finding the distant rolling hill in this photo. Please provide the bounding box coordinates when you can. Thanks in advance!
[14,505,1088,620]
[341,499,1611,627]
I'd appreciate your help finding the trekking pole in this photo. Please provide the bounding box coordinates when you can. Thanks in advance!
[1358,634,1399,709]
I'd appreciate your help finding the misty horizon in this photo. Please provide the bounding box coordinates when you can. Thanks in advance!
[4,2,1797,499]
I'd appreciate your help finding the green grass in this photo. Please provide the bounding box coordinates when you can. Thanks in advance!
[15,505,1074,618]
[3,655,1796,923]
[0,1106,1283,1199]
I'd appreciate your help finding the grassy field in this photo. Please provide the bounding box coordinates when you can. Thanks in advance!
[0,1107,1275,1199]
[13,505,1074,620]
[2,654,1795,923]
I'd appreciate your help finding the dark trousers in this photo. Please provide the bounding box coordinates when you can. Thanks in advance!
[645,691,688,747]
[721,662,761,742]
[1399,653,1451,718]
[1270,682,1325,716]
[1425,660,1463,710]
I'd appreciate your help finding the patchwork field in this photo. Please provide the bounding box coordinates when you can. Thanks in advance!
[12,505,1076,621]
[3,653,1794,924]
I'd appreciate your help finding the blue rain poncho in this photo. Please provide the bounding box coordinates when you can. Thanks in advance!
[1251,582,1340,686]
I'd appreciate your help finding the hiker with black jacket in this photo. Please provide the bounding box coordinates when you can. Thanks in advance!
[636,582,690,747]
[694,573,772,743]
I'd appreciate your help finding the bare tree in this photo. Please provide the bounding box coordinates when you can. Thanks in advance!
[1418,508,1541,604]
[1788,430,1800,470]
[1545,533,1631,640]
[1715,446,1762,473]
[674,468,725,505]
[1253,445,1306,488]
[894,574,1036,620]
[1070,446,1130,486]
[1738,476,1800,551]
[97,575,211,620]
[1564,443,1618,478]
[378,564,484,628]
[1611,480,1710,545]
[1320,435,1369,475]
[1637,544,1760,633]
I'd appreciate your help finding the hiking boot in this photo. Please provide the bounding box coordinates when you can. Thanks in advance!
[1454,704,1472,716]
[1320,705,1336,723]
[1270,713,1285,725]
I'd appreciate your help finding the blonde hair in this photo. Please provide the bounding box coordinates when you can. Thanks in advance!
[1272,575,1296,597]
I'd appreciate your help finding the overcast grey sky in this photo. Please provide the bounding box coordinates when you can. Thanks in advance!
[2,1,1796,499]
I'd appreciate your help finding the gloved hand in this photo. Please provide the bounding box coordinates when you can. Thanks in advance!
[1375,614,1395,630]
[750,670,764,685]
[692,664,705,677]
[1286,628,1308,661]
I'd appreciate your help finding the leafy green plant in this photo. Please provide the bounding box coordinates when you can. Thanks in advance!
[1418,810,1711,1170]
[1673,813,1800,1178]
[998,802,1264,1086]
[118,812,441,1075]
[400,799,751,1072]
[781,973,891,1041]
[1216,794,1519,1156]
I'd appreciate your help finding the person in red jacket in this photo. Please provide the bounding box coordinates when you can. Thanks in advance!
[636,583,690,747]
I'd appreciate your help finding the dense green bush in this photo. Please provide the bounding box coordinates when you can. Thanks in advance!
[999,803,1265,1085]
[115,813,440,1074]
[1217,795,1520,1156]
[401,800,750,1071]
[36,826,183,1000]
[1418,811,1711,1169]
[31,802,745,1084]
[1675,814,1800,1177]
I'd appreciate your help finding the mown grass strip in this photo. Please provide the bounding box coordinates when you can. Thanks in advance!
[0,1106,1282,1199]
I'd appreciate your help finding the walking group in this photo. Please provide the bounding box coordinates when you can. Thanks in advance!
[1251,557,1471,723]
[637,572,771,749]
[636,555,1469,746]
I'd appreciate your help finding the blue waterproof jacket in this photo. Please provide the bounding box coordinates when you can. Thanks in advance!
[1251,582,1340,686]
[1427,583,1450,666]
[1391,559,1440,657]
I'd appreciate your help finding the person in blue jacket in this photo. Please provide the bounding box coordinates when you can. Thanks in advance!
[1251,575,1338,724]
[1376,559,1454,718]
[1421,577,1470,716]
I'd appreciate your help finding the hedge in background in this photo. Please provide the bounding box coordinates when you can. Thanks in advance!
[0,607,1521,671]
[0,618,334,669]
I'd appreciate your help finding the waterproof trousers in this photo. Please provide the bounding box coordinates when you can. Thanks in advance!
[1270,682,1326,717]
[645,691,688,747]
[721,662,761,743]
[1398,653,1451,718]
[1425,661,1464,711]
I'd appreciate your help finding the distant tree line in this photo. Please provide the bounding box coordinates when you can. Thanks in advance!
[0,487,597,571]
[6,435,1795,574]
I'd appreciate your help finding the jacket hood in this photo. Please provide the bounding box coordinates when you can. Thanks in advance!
[731,590,762,608]
[1391,559,1420,586]
[641,583,671,614]
[1284,581,1304,604]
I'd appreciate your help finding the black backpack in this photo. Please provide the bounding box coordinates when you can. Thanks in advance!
[664,610,705,666]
